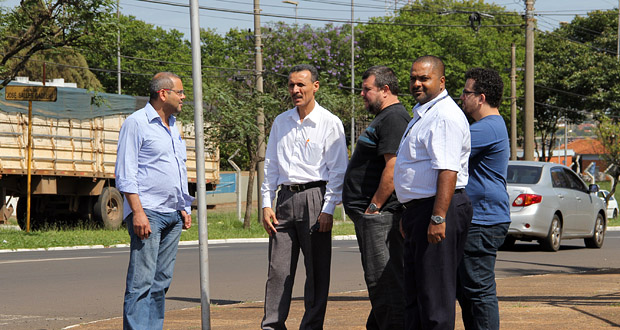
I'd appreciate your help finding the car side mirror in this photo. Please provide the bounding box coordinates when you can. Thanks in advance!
[589,184,599,193]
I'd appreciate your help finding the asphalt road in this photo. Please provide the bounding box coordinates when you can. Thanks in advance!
[1,231,619,330]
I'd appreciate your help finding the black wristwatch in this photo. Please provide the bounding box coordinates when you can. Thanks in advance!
[368,203,379,213]
[430,215,445,224]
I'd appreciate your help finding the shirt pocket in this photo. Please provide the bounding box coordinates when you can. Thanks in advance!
[300,140,323,166]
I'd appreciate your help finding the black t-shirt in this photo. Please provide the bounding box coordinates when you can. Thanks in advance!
[343,103,411,217]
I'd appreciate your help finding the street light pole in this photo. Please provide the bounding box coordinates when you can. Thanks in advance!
[282,0,299,24]
[350,0,355,155]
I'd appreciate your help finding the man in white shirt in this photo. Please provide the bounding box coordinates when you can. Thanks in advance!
[260,64,348,330]
[394,55,472,330]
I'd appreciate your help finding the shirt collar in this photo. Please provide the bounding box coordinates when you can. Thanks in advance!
[288,101,322,125]
[145,102,176,126]
[412,89,449,118]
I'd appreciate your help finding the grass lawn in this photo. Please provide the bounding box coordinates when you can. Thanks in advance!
[0,206,355,250]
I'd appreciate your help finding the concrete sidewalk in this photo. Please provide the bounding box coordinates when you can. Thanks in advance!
[72,269,620,330]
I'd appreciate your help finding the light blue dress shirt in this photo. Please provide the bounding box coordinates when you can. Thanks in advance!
[115,103,194,220]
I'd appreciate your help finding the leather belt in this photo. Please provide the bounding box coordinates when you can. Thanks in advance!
[281,181,327,193]
[404,189,465,209]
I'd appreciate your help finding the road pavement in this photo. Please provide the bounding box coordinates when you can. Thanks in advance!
[1,231,620,329]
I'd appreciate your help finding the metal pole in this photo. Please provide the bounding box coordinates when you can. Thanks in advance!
[524,0,535,161]
[564,115,568,165]
[26,101,32,233]
[510,43,517,160]
[117,0,121,94]
[350,0,355,154]
[189,0,211,328]
[255,0,266,223]
[617,0,619,61]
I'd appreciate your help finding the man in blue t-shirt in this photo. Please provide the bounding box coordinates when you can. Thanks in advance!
[457,68,511,330]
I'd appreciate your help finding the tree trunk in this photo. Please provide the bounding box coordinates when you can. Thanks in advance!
[243,136,258,229]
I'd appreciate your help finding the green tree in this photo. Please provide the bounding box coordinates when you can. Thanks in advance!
[0,0,117,89]
[83,14,193,96]
[16,48,103,89]
[596,115,620,204]
[357,0,525,113]
[535,10,620,161]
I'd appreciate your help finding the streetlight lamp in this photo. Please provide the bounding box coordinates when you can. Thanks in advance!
[282,0,298,24]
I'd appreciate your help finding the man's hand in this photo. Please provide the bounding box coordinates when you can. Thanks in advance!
[181,210,192,229]
[317,212,333,232]
[427,222,446,244]
[132,210,151,240]
[262,207,279,236]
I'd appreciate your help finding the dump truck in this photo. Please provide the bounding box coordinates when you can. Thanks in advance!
[0,81,219,230]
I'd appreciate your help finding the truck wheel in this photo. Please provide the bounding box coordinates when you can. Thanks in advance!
[16,196,40,231]
[94,187,124,230]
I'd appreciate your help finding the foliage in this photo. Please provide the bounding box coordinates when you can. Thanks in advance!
[0,0,117,89]
[16,48,103,89]
[357,0,525,113]
[596,115,620,202]
[83,14,193,96]
[0,211,354,250]
[535,10,620,160]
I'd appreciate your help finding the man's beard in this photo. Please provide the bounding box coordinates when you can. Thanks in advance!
[365,99,382,115]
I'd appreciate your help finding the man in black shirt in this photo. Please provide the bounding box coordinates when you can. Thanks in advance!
[343,65,411,330]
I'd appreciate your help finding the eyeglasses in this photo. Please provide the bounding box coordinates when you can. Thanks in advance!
[462,89,480,95]
[159,89,185,96]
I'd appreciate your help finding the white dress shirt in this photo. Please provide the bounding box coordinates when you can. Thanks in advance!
[394,89,470,203]
[261,101,348,215]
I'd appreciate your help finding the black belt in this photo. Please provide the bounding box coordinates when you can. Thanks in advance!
[404,189,465,209]
[281,181,327,193]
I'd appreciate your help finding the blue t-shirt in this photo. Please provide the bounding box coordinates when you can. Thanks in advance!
[465,115,511,225]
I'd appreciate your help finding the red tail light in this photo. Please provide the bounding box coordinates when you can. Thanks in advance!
[512,194,542,207]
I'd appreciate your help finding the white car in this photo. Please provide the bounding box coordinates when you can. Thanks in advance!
[505,161,607,251]
[597,190,619,219]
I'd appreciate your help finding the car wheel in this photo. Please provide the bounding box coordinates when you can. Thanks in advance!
[541,214,562,252]
[499,236,516,250]
[584,213,606,249]
[613,209,618,219]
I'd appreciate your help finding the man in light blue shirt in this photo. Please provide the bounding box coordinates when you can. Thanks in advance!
[115,72,193,330]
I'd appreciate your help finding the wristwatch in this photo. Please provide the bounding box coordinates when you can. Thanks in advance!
[368,203,379,213]
[430,215,445,224]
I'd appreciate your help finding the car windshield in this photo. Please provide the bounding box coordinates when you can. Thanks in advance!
[507,165,543,184]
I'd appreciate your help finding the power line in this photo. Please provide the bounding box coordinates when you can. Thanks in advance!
[133,0,522,28]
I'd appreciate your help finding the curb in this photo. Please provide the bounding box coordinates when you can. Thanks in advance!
[0,235,358,253]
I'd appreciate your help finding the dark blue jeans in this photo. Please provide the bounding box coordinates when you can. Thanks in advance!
[456,222,509,330]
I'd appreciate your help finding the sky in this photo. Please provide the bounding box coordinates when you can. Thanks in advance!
[2,0,619,37]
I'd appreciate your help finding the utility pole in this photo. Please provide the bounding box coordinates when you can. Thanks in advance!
[350,0,355,154]
[254,0,266,222]
[524,0,535,161]
[117,0,121,94]
[189,0,211,328]
[510,43,518,160]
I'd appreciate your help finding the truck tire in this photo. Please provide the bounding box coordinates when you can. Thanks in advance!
[16,196,40,231]
[94,187,124,230]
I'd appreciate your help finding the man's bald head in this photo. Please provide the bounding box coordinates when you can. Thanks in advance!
[413,55,445,77]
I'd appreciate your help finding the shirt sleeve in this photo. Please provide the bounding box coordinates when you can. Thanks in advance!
[115,117,141,194]
[261,121,280,209]
[321,118,349,214]
[428,115,468,172]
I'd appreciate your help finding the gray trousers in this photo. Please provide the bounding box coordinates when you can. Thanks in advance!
[350,211,405,330]
[261,186,332,330]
